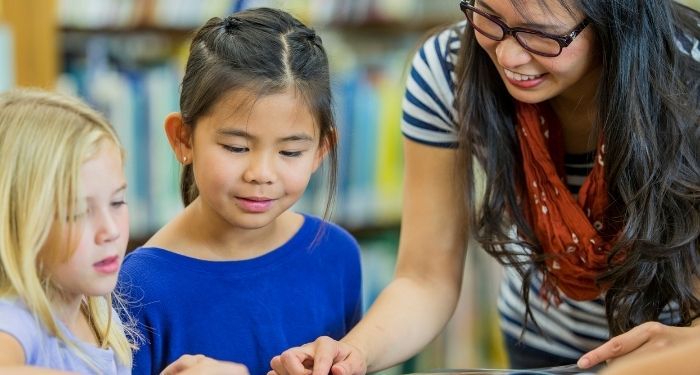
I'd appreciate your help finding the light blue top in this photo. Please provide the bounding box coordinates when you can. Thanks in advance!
[0,298,130,374]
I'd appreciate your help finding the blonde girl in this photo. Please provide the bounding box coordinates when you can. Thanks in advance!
[0,89,132,374]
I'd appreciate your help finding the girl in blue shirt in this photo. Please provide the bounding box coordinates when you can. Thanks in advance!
[118,7,363,375]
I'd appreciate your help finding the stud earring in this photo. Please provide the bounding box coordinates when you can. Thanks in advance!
[183,156,187,163]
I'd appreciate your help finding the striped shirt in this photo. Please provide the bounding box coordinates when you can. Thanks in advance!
[400,21,700,359]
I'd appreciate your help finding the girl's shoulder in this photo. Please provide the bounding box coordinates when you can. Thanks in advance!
[118,247,181,292]
[0,298,45,363]
[297,214,361,257]
[0,299,129,373]
[0,298,41,331]
[299,214,357,244]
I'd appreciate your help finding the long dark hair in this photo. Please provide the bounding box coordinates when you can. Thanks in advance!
[455,0,700,335]
[178,7,338,218]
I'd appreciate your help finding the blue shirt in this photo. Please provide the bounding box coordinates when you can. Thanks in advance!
[0,298,130,374]
[118,214,363,375]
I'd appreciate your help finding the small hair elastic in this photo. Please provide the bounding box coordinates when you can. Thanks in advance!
[223,16,243,32]
[306,29,318,43]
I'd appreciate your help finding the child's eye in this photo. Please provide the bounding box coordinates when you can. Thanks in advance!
[223,145,248,153]
[70,213,86,222]
[111,200,127,208]
[280,150,303,157]
[69,209,89,222]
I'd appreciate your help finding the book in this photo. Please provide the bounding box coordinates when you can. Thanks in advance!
[0,23,14,91]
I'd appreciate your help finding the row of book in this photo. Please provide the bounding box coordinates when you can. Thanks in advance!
[243,0,460,26]
[59,0,700,30]
[0,23,12,91]
[58,0,460,29]
[59,0,238,29]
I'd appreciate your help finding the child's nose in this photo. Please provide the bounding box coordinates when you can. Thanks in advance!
[243,153,275,184]
[95,209,121,244]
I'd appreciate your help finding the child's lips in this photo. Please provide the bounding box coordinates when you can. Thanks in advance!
[237,196,275,213]
[93,255,120,274]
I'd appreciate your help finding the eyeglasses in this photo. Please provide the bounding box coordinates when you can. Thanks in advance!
[459,0,590,57]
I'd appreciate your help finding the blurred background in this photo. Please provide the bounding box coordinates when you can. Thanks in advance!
[1,0,698,373]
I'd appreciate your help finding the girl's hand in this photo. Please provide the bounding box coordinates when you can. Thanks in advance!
[578,321,700,369]
[268,336,367,375]
[160,354,249,375]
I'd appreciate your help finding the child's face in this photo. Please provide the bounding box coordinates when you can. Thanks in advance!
[48,143,129,300]
[188,88,324,231]
[473,0,600,105]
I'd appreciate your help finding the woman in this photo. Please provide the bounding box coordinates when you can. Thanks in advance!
[269,0,700,373]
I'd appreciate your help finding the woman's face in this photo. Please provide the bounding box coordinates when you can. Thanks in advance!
[472,0,600,105]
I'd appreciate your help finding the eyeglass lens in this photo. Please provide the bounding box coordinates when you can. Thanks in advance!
[468,9,562,56]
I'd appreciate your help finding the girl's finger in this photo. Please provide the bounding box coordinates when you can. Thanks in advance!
[311,338,344,375]
[279,349,314,375]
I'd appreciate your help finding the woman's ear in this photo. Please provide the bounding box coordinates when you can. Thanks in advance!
[164,112,193,165]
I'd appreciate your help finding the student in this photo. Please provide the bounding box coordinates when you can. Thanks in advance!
[117,7,363,375]
[0,89,247,375]
[0,88,134,374]
[269,0,700,374]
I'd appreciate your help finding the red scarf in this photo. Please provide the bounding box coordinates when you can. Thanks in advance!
[516,101,619,301]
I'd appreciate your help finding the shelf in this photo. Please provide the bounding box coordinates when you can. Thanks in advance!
[60,20,455,36]
[317,19,458,34]
[61,25,196,37]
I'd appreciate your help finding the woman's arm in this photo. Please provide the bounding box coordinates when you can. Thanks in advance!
[344,139,469,372]
[270,139,470,375]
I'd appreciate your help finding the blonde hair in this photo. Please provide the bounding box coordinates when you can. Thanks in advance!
[0,88,134,367]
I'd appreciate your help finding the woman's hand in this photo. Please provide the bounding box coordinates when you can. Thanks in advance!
[578,321,700,369]
[160,354,249,375]
[599,335,700,375]
[268,336,367,375]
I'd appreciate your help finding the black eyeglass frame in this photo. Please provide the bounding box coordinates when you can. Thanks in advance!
[459,0,590,57]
